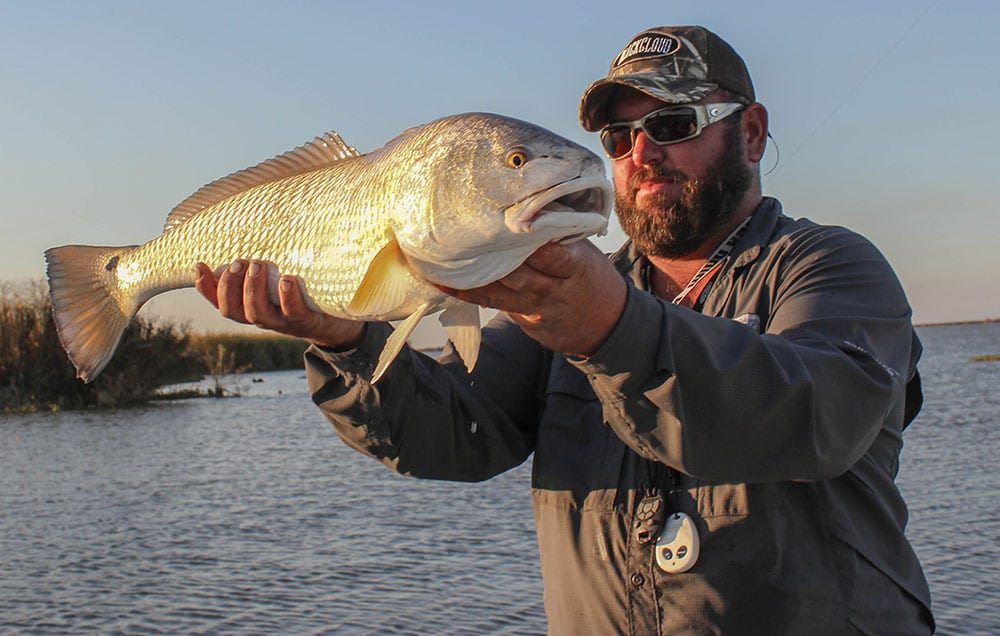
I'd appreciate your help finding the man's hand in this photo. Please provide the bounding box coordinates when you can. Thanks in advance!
[439,240,626,357]
[194,260,365,350]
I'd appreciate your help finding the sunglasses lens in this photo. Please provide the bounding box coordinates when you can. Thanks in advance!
[599,107,712,159]
[644,109,699,144]
[600,126,633,159]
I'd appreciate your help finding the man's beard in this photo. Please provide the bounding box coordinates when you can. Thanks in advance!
[615,123,754,258]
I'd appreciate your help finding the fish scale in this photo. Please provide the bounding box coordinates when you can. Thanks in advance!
[132,165,391,313]
[45,112,613,383]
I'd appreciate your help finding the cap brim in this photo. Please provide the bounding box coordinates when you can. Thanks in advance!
[579,72,719,131]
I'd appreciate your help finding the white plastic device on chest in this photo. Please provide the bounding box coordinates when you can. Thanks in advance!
[655,511,700,574]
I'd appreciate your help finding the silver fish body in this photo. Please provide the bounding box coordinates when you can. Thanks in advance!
[44,113,612,382]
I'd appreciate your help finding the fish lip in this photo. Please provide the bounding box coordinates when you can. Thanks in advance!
[504,176,613,235]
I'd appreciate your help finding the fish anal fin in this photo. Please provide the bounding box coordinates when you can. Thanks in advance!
[164,131,361,232]
[372,304,430,383]
[348,239,414,318]
[439,303,482,373]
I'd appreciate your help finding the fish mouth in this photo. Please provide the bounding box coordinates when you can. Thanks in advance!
[504,176,613,241]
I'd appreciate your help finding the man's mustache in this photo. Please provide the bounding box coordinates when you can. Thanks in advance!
[628,165,689,189]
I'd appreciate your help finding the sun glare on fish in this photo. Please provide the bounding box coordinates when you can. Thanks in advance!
[287,247,316,269]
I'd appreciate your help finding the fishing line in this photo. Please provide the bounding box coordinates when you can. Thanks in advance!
[769,0,938,178]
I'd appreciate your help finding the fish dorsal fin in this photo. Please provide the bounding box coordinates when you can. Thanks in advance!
[163,132,361,232]
[348,239,415,317]
[439,303,482,373]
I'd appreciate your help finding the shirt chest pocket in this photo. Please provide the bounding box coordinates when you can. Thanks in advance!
[532,356,626,509]
[691,479,790,523]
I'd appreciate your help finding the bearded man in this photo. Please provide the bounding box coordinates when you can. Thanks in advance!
[197,25,934,635]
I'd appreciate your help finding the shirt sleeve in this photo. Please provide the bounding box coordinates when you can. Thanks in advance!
[572,224,919,483]
[305,313,545,482]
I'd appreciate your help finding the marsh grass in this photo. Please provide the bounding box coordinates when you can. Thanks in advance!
[1,281,308,412]
[187,333,309,398]
[189,332,309,373]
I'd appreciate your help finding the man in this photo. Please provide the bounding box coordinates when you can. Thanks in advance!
[196,26,933,634]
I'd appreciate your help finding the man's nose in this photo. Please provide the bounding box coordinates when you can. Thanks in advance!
[631,130,665,166]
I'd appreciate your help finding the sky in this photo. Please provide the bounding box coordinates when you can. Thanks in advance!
[2,0,997,346]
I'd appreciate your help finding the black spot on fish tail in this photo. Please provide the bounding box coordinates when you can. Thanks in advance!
[105,255,120,272]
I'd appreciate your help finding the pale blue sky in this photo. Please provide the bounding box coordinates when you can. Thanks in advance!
[2,0,997,338]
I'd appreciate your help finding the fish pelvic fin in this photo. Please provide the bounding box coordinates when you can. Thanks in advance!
[43,245,142,383]
[439,303,482,373]
[373,304,431,383]
[348,239,415,317]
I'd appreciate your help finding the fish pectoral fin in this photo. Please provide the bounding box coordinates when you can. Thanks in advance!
[348,239,414,317]
[439,303,482,374]
[372,304,431,383]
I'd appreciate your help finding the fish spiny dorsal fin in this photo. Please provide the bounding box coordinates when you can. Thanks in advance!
[163,132,361,232]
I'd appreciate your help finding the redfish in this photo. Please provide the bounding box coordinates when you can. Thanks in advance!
[45,113,611,382]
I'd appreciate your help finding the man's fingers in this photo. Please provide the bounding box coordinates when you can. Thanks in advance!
[496,266,537,293]
[278,275,311,320]
[276,272,366,348]
[521,240,595,278]
[448,281,545,316]
[447,281,504,308]
[216,260,250,323]
[243,260,284,326]
[194,260,363,349]
[193,262,220,309]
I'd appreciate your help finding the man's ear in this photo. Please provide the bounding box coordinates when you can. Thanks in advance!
[743,103,769,163]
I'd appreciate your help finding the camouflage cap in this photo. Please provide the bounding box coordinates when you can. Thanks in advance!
[580,26,756,131]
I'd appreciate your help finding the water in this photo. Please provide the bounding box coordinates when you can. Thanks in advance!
[2,323,998,634]
[1,376,543,635]
[898,323,1000,633]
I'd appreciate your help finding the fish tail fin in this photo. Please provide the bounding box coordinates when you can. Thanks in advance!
[44,244,143,383]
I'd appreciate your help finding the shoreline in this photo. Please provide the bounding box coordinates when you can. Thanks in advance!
[915,318,999,328]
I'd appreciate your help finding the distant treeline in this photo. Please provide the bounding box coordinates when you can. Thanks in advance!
[1,281,308,412]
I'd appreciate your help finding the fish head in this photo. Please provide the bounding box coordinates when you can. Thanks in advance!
[393,113,613,289]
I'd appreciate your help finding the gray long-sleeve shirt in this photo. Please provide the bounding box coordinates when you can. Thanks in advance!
[305,198,933,634]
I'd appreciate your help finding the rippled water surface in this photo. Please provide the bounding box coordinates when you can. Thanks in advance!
[2,374,543,634]
[897,323,1000,634]
[2,323,998,634]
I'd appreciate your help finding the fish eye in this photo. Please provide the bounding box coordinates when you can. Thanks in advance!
[505,149,528,169]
